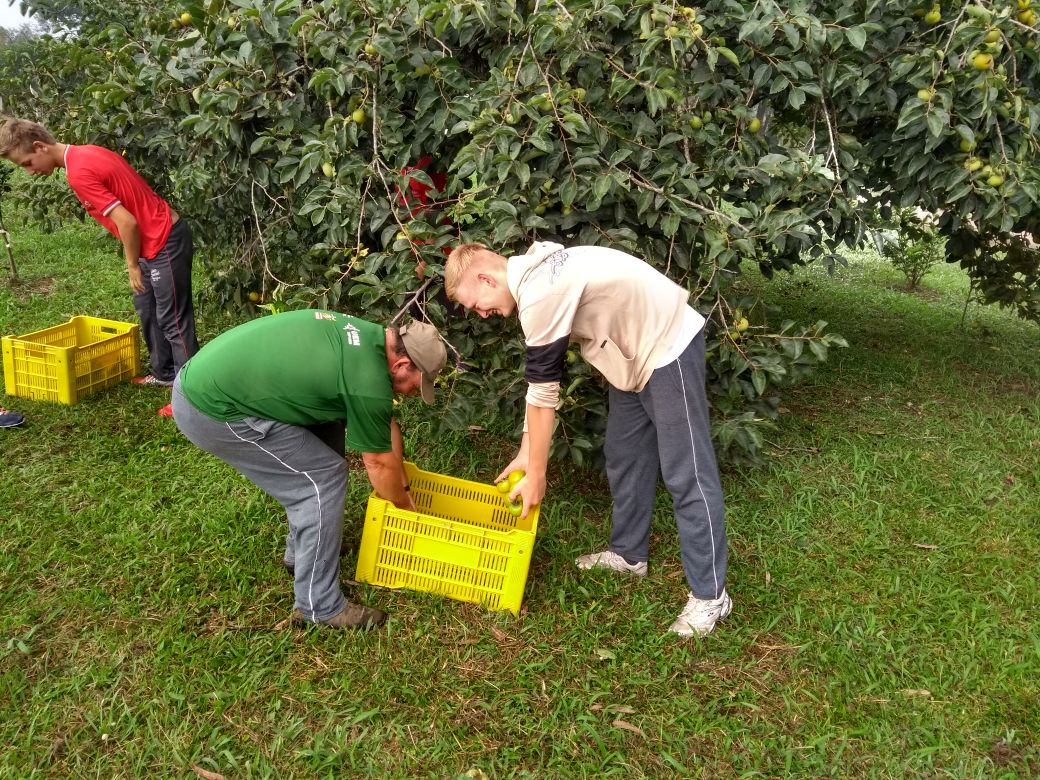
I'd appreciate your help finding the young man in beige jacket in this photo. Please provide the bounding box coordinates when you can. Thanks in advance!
[445,241,731,636]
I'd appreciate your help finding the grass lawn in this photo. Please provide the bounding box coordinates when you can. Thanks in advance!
[1,217,1038,778]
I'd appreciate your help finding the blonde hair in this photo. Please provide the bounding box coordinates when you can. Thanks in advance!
[0,118,55,159]
[444,242,491,299]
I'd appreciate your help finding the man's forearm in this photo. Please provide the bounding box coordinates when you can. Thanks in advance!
[525,404,556,479]
[389,419,410,494]
[120,222,142,267]
[363,450,412,509]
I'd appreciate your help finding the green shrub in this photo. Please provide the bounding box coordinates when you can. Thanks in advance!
[880,210,946,290]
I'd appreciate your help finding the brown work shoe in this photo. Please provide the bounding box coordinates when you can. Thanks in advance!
[292,603,387,630]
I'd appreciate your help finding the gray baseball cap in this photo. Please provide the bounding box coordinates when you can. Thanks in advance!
[398,320,447,404]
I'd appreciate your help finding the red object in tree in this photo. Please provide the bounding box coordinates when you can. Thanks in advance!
[398,155,453,256]
[399,155,449,216]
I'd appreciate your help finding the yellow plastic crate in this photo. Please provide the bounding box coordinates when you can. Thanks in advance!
[355,462,540,615]
[2,316,140,404]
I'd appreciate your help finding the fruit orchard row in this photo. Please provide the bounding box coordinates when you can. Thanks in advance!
[2,0,1038,463]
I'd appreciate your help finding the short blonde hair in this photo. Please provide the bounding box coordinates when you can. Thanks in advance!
[0,118,55,159]
[444,242,491,299]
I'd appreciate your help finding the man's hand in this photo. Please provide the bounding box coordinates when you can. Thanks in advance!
[495,452,529,484]
[127,263,145,294]
[508,467,545,519]
[498,440,542,519]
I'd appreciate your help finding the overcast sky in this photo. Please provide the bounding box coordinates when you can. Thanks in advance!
[0,1,32,30]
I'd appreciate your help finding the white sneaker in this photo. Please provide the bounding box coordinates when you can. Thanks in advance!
[668,590,732,637]
[575,550,648,577]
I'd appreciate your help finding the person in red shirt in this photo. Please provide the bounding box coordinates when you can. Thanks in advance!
[0,118,199,416]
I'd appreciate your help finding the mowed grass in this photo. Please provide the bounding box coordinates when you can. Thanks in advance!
[1,216,1038,779]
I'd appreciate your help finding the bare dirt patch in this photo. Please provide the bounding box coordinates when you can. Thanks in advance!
[8,275,56,297]
[886,282,942,301]
[990,737,1039,774]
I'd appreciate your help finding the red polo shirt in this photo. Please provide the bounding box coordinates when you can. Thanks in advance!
[64,145,173,260]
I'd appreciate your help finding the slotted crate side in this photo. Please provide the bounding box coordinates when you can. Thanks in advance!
[356,464,539,615]
[2,316,139,404]
[407,466,535,534]
[2,324,77,403]
[372,518,513,610]
[72,320,141,398]
[361,507,513,592]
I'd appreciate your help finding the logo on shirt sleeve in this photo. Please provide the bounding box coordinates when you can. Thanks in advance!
[342,322,360,346]
[313,312,337,321]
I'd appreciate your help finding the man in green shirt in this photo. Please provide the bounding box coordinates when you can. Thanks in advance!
[172,311,447,630]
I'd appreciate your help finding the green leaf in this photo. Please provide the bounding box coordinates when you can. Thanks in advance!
[751,369,767,395]
[716,47,740,68]
[845,25,867,51]
[924,107,949,139]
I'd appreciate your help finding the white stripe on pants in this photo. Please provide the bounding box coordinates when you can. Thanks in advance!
[603,331,728,599]
[171,378,349,622]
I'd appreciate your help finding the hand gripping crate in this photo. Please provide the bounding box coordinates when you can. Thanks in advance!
[2,316,140,404]
[355,462,540,615]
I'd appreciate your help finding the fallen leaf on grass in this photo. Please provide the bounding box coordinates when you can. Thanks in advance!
[590,703,637,714]
[612,719,645,737]
[594,648,616,661]
[912,543,938,550]
[490,627,508,642]
[901,688,932,698]
[191,766,225,780]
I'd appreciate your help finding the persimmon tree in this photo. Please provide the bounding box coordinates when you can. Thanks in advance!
[5,0,1038,463]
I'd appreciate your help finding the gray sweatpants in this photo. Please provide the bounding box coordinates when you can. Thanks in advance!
[171,378,349,622]
[604,330,728,600]
[134,219,199,382]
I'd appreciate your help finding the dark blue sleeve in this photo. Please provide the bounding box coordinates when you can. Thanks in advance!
[525,336,570,384]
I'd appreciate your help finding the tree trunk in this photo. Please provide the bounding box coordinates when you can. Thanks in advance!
[0,205,18,284]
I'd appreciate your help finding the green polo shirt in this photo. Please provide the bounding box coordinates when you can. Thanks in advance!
[179,310,393,453]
